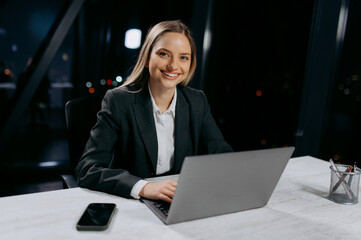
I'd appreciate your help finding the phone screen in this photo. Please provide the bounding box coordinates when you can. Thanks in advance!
[76,203,116,231]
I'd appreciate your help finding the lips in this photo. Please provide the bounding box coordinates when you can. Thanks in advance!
[161,70,180,78]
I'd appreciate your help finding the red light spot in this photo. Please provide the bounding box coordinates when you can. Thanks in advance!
[4,69,10,75]
[107,79,112,85]
[256,90,262,97]
[89,87,95,94]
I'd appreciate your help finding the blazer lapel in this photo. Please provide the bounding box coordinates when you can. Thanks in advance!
[173,88,190,173]
[133,88,158,173]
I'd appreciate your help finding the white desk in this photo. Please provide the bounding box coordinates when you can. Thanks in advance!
[0,156,360,240]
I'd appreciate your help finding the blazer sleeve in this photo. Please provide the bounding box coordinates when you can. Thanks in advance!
[75,90,141,198]
[198,90,233,154]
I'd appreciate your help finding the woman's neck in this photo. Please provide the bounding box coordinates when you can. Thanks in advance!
[149,85,175,113]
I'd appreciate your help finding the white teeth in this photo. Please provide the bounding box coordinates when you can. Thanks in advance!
[163,71,178,77]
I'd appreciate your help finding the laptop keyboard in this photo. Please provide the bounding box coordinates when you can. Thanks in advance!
[153,200,171,216]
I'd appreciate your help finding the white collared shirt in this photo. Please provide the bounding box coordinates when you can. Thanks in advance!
[130,86,177,199]
[150,87,176,175]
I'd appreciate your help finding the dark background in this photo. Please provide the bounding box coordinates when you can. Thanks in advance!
[0,0,360,196]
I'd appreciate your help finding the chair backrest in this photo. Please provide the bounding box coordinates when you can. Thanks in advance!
[65,95,103,172]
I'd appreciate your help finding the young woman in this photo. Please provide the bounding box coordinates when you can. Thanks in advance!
[75,20,232,203]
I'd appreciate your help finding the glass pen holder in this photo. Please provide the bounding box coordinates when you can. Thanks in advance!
[328,164,360,205]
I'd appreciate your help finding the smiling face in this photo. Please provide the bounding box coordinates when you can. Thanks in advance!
[147,32,192,93]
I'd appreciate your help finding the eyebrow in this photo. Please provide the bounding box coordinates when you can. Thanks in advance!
[157,48,191,55]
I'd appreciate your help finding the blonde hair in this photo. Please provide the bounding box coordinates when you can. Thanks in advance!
[122,20,197,90]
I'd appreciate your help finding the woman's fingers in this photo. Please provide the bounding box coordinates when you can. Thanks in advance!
[161,187,175,199]
[140,180,177,202]
[158,181,176,199]
[159,193,173,203]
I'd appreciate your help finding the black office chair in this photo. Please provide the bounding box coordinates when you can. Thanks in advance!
[62,95,103,188]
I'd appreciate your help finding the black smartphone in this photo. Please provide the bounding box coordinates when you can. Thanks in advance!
[76,203,116,231]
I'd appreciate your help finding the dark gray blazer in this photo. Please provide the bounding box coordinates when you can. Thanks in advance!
[75,85,232,198]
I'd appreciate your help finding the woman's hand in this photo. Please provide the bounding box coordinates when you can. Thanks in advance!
[139,181,177,203]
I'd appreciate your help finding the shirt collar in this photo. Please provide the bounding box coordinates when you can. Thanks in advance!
[148,84,177,115]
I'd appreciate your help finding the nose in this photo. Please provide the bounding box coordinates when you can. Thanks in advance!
[167,57,178,71]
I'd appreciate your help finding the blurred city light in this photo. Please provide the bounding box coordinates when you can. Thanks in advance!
[11,44,18,52]
[62,53,69,61]
[116,76,123,82]
[125,29,142,49]
[38,161,59,167]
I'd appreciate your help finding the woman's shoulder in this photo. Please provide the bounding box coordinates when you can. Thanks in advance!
[101,86,142,114]
[178,85,204,96]
[178,86,207,102]
[101,86,141,110]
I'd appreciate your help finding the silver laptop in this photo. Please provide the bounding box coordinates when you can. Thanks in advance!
[141,147,295,224]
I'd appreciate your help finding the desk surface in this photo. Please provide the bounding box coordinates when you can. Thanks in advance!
[1,156,360,240]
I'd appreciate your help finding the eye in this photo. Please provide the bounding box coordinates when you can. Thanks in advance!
[158,52,169,58]
[180,56,190,61]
